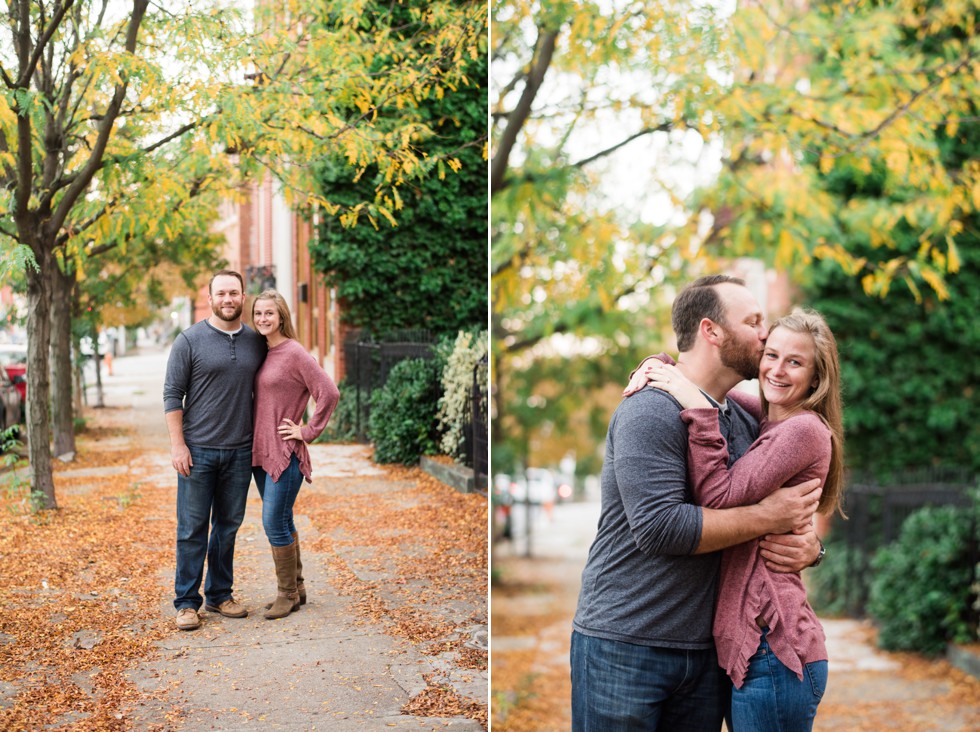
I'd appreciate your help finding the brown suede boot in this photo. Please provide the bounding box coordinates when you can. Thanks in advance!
[264,543,300,620]
[293,531,307,605]
[265,531,307,610]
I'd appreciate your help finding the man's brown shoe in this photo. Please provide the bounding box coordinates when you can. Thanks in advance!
[176,608,201,631]
[204,598,248,618]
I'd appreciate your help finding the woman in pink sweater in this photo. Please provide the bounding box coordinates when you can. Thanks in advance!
[251,289,340,620]
[632,308,845,731]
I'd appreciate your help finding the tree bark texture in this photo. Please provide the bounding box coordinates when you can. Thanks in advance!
[50,266,76,458]
[25,254,56,510]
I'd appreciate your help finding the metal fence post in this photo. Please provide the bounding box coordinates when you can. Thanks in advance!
[471,355,488,493]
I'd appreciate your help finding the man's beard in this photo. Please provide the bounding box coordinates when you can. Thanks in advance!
[212,301,243,322]
[719,331,761,381]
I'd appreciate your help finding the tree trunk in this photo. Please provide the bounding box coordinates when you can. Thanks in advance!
[50,266,76,458]
[25,256,57,510]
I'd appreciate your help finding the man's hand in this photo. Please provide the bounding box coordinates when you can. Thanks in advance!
[761,528,822,574]
[756,478,821,535]
[171,443,192,477]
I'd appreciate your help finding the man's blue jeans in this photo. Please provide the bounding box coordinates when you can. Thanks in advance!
[173,445,252,611]
[252,455,303,546]
[730,628,827,732]
[570,630,728,731]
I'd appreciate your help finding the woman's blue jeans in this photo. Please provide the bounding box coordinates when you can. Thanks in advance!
[173,445,252,611]
[730,628,828,732]
[253,455,303,546]
[570,630,729,731]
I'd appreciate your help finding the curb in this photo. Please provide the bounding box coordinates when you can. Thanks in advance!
[421,456,477,493]
[948,642,980,681]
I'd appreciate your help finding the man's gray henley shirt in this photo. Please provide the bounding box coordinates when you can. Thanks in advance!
[572,386,758,649]
[163,320,267,450]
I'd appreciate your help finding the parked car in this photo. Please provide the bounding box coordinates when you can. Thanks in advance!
[0,343,27,404]
[0,366,23,434]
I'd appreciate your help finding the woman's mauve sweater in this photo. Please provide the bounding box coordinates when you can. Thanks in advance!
[252,339,340,483]
[681,395,831,689]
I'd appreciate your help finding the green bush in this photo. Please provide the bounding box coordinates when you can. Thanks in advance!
[867,501,977,655]
[807,532,860,618]
[319,379,364,443]
[367,357,443,464]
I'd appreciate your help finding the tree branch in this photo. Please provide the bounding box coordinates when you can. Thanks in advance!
[49,0,149,239]
[570,125,673,169]
[490,26,559,195]
[499,278,645,354]
[15,0,76,89]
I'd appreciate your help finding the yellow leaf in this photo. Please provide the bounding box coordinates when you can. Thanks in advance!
[775,228,795,268]
[946,237,961,273]
[919,267,949,300]
[903,275,922,304]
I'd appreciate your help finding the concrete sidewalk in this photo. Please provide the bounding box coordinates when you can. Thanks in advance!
[82,347,487,730]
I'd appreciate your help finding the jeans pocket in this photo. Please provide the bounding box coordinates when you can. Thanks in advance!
[804,660,828,700]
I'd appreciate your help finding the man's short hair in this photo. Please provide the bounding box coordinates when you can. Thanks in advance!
[671,275,746,352]
[209,269,245,294]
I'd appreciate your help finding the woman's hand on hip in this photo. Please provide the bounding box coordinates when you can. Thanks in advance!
[278,418,304,442]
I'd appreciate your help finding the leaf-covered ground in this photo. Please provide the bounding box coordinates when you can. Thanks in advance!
[0,422,176,731]
[492,549,980,731]
[0,406,488,730]
[300,464,489,727]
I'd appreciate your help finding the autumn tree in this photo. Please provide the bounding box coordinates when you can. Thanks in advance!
[799,1,980,475]
[491,0,731,469]
[689,0,974,295]
[310,0,488,335]
[491,0,980,473]
[0,0,486,509]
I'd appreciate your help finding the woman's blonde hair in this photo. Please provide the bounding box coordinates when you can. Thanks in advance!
[761,307,846,518]
[251,289,298,341]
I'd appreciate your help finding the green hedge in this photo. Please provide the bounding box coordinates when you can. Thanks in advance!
[867,499,978,655]
[806,532,858,618]
[367,357,443,464]
[318,379,363,443]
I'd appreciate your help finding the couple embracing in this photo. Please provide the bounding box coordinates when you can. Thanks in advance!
[163,270,340,631]
[572,275,846,732]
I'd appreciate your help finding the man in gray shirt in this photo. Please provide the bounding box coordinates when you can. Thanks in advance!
[164,270,267,631]
[571,275,822,730]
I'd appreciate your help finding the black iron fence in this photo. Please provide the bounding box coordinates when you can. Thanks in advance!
[834,467,977,616]
[343,329,436,442]
[469,355,489,493]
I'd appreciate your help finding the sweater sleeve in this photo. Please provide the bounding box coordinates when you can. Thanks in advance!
[681,410,830,508]
[612,390,704,556]
[163,333,191,414]
[297,352,341,443]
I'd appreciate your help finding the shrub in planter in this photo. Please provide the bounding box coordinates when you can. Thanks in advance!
[368,357,443,464]
[868,502,976,655]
